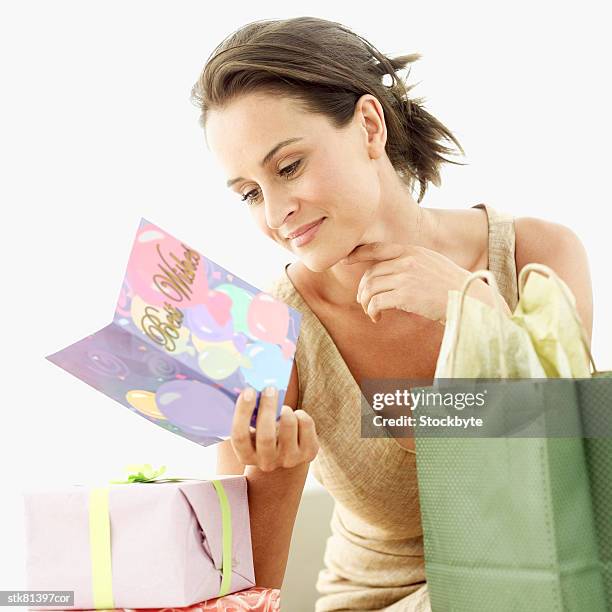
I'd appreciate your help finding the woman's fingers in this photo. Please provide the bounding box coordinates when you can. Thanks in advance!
[231,386,319,471]
[295,410,319,461]
[277,405,299,466]
[255,386,280,471]
[231,388,258,464]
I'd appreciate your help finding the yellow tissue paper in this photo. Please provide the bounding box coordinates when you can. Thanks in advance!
[435,271,545,378]
[435,265,593,379]
[512,264,592,377]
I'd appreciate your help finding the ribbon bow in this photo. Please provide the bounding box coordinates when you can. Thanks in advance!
[88,464,233,609]
[109,463,186,484]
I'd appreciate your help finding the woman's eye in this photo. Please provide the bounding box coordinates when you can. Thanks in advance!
[278,159,301,178]
[239,160,302,206]
[240,189,261,205]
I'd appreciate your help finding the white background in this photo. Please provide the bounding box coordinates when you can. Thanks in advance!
[2,0,610,593]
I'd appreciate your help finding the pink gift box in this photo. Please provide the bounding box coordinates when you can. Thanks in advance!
[23,476,255,610]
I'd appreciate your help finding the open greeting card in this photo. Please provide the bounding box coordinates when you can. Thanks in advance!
[46,219,302,448]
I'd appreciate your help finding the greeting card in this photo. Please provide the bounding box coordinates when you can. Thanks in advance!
[46,219,302,447]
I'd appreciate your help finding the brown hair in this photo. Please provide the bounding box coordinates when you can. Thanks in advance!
[190,16,466,203]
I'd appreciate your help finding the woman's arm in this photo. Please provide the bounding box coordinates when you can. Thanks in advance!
[515,217,594,346]
[245,461,309,588]
[217,448,308,589]
[217,363,311,588]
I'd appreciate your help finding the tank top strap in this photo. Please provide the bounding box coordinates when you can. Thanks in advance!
[265,265,304,313]
[471,202,519,311]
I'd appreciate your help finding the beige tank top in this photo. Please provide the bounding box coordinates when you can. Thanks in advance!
[265,203,519,600]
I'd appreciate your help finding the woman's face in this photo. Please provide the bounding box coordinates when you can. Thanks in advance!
[205,91,386,272]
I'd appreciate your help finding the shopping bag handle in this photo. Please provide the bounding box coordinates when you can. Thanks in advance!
[517,262,598,374]
[448,269,509,378]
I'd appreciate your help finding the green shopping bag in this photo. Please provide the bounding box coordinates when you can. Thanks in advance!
[579,372,612,607]
[413,268,607,612]
[516,263,612,607]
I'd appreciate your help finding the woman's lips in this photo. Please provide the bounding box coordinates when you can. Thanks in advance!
[290,218,325,247]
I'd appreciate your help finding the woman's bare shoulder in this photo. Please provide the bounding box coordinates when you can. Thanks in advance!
[514,216,593,342]
[514,216,585,268]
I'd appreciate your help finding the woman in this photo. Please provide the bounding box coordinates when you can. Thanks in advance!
[190,16,593,611]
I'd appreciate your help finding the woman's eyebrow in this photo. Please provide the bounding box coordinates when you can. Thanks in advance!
[226,137,304,187]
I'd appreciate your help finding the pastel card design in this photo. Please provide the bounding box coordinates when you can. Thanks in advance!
[46,218,302,448]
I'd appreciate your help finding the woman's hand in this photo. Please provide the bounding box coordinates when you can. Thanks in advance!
[230,386,319,472]
[341,242,510,324]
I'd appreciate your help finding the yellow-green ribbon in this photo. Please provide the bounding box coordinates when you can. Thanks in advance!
[211,479,233,597]
[109,463,170,484]
[87,464,233,609]
[88,488,115,610]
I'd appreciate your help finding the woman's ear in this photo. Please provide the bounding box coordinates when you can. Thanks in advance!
[355,94,387,160]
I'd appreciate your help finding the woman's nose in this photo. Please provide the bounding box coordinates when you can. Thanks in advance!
[263,187,297,230]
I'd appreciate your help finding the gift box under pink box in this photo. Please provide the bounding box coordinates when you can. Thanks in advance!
[23,476,255,609]
[36,587,281,612]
